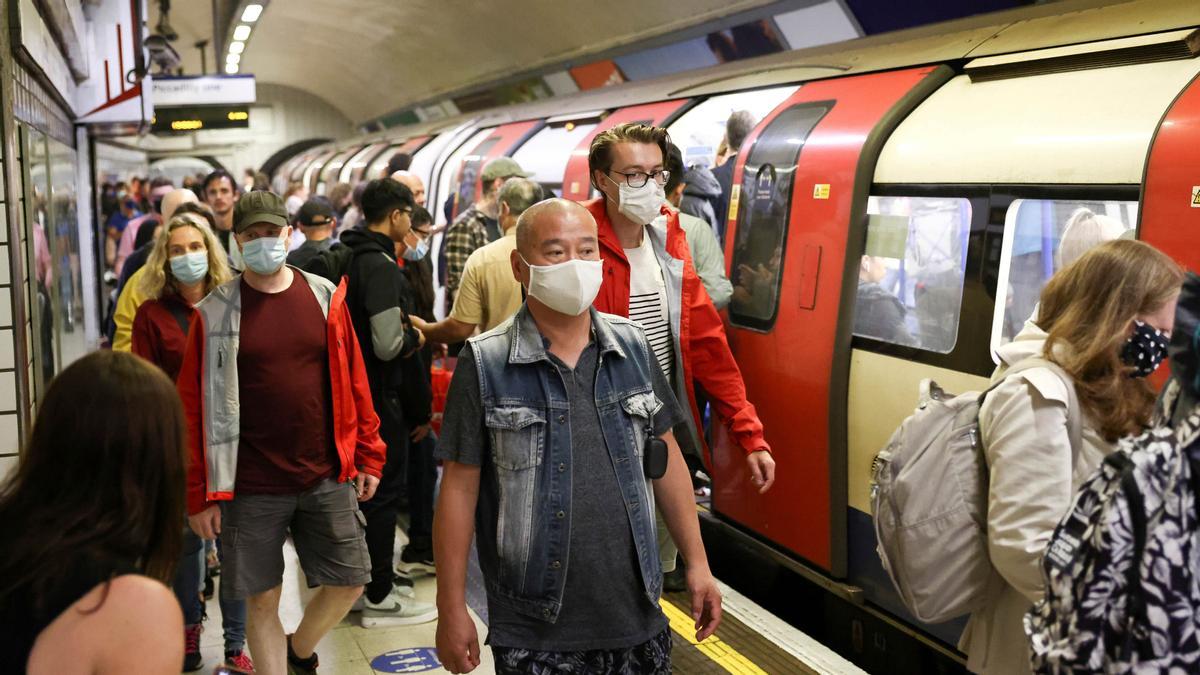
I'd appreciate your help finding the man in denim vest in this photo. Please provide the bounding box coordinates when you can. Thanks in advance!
[433,199,722,674]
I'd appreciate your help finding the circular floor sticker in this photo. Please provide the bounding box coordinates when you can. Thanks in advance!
[369,647,441,673]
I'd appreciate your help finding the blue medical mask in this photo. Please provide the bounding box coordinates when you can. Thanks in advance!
[241,230,289,275]
[170,251,209,285]
[402,235,430,261]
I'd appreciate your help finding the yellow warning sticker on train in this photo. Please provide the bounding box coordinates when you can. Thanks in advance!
[728,184,741,220]
[1192,185,1200,207]
[813,183,831,199]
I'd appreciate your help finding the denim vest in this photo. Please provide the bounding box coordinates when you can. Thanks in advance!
[469,305,665,623]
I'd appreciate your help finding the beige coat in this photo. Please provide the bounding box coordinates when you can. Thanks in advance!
[959,322,1113,674]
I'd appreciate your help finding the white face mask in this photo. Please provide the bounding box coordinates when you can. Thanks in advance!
[522,256,603,317]
[605,174,665,225]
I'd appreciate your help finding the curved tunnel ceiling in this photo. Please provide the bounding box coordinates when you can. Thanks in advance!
[173,0,784,124]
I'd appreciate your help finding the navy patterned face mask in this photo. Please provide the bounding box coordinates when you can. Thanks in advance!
[1121,320,1169,378]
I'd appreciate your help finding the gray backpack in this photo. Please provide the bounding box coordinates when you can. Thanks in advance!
[870,357,1081,624]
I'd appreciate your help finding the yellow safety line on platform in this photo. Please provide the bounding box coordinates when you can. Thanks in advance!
[660,598,768,675]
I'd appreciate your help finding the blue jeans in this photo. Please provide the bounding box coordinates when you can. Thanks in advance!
[174,525,247,653]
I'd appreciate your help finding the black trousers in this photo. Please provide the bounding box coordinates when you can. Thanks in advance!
[360,393,408,603]
[405,432,437,553]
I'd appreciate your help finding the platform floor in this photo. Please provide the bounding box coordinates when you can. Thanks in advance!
[191,524,865,675]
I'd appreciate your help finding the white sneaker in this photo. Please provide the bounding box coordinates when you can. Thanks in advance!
[360,587,437,627]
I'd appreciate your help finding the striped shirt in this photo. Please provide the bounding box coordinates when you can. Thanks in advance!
[625,232,674,382]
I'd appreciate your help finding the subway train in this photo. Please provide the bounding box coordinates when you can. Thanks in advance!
[274,1,1200,665]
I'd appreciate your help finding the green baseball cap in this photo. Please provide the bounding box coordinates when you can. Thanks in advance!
[233,190,289,233]
[480,157,533,183]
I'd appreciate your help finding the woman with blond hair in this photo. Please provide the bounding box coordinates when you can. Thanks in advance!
[130,213,251,672]
[961,239,1183,674]
[131,212,231,380]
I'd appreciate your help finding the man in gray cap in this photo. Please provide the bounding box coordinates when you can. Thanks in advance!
[179,190,387,675]
[442,157,532,312]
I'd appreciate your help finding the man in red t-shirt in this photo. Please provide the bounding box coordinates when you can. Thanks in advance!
[180,191,385,675]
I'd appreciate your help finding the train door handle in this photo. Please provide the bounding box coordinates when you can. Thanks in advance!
[798,244,822,310]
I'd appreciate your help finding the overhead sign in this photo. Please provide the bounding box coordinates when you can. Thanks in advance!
[152,106,250,133]
[152,75,256,107]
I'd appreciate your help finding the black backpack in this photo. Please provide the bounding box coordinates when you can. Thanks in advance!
[300,244,355,285]
[1025,381,1200,672]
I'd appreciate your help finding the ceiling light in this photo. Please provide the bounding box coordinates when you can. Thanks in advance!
[233,24,251,41]
[229,41,245,54]
[225,62,240,74]
[226,53,241,65]
[241,4,263,22]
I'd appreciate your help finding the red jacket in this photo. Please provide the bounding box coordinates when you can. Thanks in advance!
[585,198,768,456]
[177,271,386,514]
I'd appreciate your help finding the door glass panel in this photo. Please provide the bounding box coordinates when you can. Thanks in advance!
[991,198,1137,355]
[666,86,797,168]
[454,137,500,216]
[728,104,829,330]
[853,196,973,353]
[511,122,598,195]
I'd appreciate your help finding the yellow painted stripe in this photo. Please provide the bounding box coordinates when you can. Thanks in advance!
[660,598,768,675]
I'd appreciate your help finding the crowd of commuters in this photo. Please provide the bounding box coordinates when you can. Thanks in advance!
[6,110,1186,675]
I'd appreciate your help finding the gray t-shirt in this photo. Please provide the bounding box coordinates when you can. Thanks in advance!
[437,332,684,651]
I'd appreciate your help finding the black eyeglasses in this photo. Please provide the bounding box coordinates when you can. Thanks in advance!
[607,169,671,189]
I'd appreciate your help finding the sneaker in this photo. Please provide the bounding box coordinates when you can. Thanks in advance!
[361,586,438,627]
[225,649,255,673]
[395,546,436,577]
[182,623,204,672]
[286,635,319,675]
[393,572,416,598]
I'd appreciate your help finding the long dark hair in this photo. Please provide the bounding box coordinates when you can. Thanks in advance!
[0,351,187,609]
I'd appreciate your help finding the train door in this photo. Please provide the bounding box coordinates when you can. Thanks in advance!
[664,87,797,170]
[301,149,338,194]
[447,120,543,221]
[713,66,951,576]
[510,113,603,198]
[314,146,363,195]
[561,100,690,201]
[1140,72,1200,271]
[338,142,388,184]
[364,135,434,184]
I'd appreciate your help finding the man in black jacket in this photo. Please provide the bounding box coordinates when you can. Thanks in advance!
[340,178,437,627]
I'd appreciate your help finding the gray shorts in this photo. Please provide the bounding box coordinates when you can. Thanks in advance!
[218,478,370,600]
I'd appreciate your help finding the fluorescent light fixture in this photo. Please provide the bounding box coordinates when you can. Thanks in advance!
[226,53,241,65]
[225,62,240,74]
[233,24,251,41]
[229,41,245,54]
[241,4,263,22]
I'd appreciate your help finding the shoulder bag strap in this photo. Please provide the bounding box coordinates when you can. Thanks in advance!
[996,356,1085,461]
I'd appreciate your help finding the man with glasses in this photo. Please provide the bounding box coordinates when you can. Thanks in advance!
[443,157,533,312]
[585,123,776,581]
[340,178,438,628]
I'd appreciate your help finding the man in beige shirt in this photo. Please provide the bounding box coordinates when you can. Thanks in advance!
[414,177,542,342]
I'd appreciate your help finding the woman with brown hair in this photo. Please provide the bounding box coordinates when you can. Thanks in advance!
[962,239,1183,674]
[0,351,186,672]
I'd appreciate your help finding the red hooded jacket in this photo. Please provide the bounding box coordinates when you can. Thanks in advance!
[585,198,768,456]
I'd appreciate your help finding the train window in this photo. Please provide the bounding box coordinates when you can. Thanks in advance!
[665,86,797,169]
[853,196,973,353]
[991,198,1137,354]
[511,121,598,194]
[728,103,829,331]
